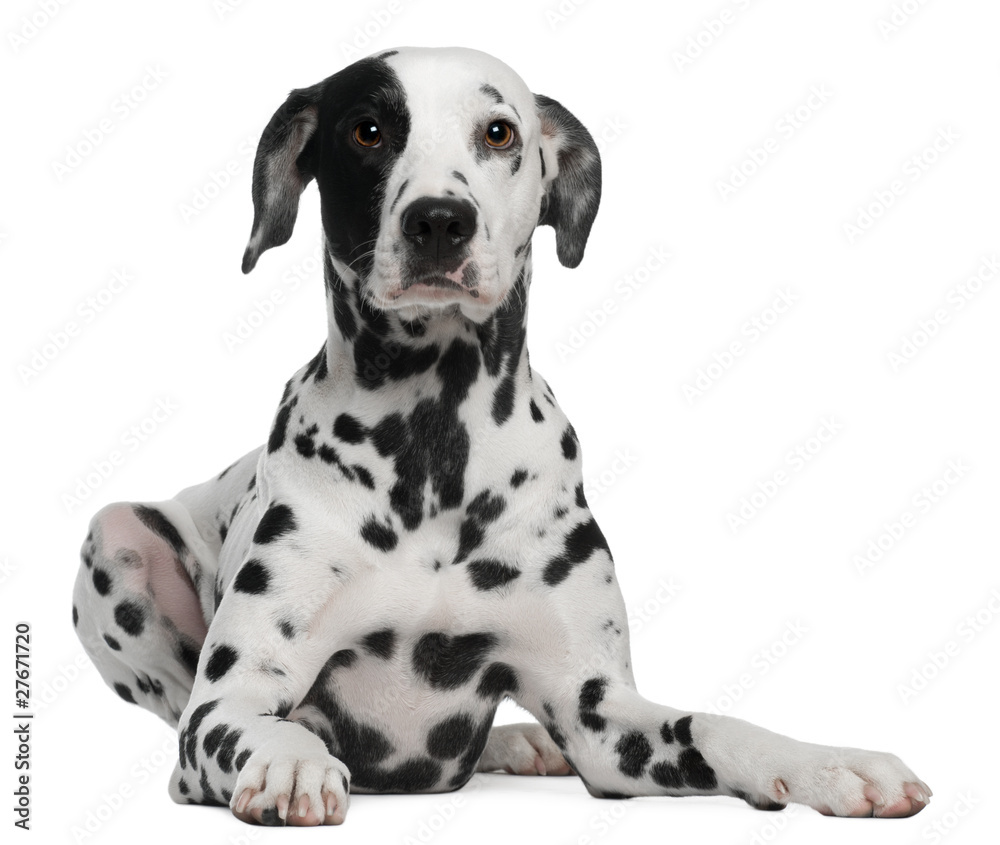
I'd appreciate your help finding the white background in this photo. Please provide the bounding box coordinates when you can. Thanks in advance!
[3,0,998,842]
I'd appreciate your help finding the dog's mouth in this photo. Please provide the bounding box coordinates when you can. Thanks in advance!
[388,259,482,302]
[397,275,480,298]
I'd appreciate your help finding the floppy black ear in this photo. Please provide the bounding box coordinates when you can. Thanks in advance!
[242,82,324,273]
[535,94,602,269]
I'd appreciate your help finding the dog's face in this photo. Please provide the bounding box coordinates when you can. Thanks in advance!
[241,47,601,322]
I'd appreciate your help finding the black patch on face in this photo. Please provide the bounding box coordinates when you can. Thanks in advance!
[543,518,612,586]
[674,715,694,746]
[529,399,544,422]
[426,713,476,759]
[253,503,297,544]
[511,469,529,488]
[309,57,411,282]
[412,632,497,689]
[334,413,367,443]
[467,558,521,591]
[132,505,187,557]
[278,620,295,640]
[205,644,238,682]
[451,170,468,185]
[114,682,135,704]
[476,662,519,699]
[360,516,398,551]
[234,558,270,594]
[538,146,546,179]
[92,567,112,596]
[114,600,146,636]
[579,676,608,732]
[361,628,397,659]
[510,149,522,176]
[103,634,121,651]
[679,748,717,790]
[561,425,578,460]
[615,731,653,779]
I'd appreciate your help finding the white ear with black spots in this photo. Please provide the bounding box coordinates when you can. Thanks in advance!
[242,83,324,274]
[535,94,602,269]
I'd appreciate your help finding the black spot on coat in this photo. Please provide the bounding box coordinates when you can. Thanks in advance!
[361,628,397,659]
[114,682,135,704]
[615,731,653,778]
[426,713,476,759]
[253,504,297,544]
[543,518,612,586]
[205,644,238,682]
[467,559,521,591]
[360,516,398,552]
[412,632,497,689]
[114,600,146,636]
[92,567,112,596]
[476,662,519,699]
[234,558,270,594]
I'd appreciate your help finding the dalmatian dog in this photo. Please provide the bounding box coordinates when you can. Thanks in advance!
[72,47,931,826]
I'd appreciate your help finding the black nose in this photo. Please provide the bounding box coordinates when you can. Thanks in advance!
[400,197,477,261]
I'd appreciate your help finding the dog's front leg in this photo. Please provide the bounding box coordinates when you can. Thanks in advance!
[511,579,931,817]
[169,503,352,826]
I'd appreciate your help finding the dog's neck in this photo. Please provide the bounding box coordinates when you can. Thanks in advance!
[315,248,532,415]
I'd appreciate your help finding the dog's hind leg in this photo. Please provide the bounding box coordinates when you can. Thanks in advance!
[72,500,216,726]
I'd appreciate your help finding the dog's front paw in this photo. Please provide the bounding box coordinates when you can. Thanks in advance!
[774,747,931,818]
[477,722,574,776]
[231,736,350,826]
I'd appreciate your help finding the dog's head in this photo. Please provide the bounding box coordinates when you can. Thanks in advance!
[241,47,601,322]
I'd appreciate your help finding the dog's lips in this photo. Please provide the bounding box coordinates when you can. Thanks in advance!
[391,275,481,300]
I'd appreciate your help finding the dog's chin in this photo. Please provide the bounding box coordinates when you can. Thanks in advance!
[369,274,503,321]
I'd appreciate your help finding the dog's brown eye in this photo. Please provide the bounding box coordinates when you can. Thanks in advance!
[485,121,514,149]
[353,121,381,147]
